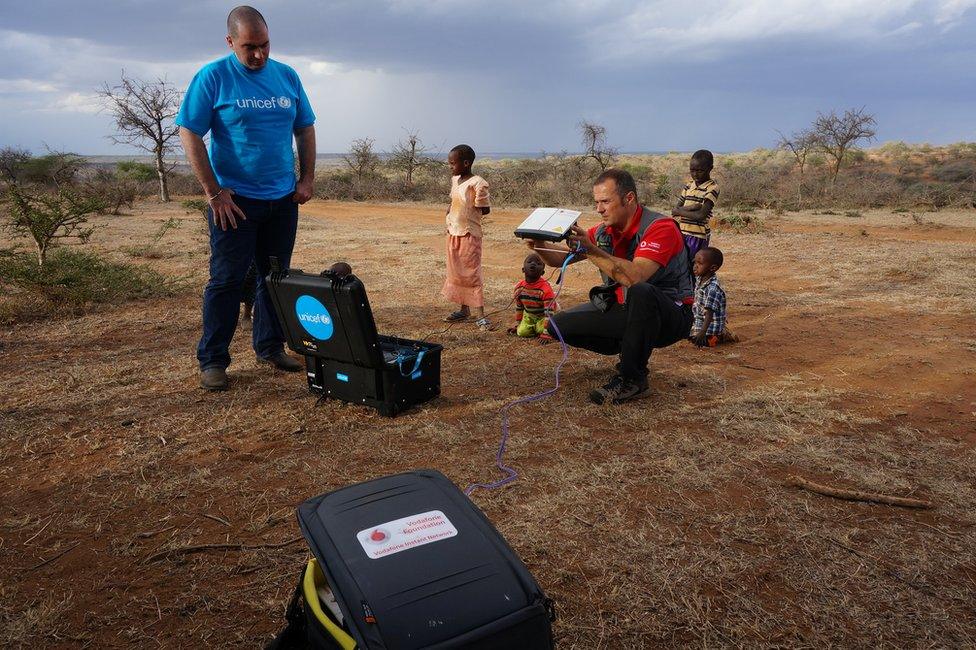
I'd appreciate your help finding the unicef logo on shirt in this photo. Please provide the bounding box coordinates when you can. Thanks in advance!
[234,96,292,109]
[295,295,334,340]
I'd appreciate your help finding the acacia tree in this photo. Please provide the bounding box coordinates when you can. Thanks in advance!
[388,131,432,186]
[811,107,877,183]
[343,138,380,183]
[0,146,31,184]
[4,186,104,265]
[15,151,86,189]
[1,151,106,265]
[776,128,817,177]
[776,128,819,202]
[578,120,618,171]
[99,73,181,202]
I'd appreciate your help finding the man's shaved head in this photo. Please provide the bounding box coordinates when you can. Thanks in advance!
[227,6,268,38]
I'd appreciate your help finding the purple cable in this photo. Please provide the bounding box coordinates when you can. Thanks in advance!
[464,251,578,496]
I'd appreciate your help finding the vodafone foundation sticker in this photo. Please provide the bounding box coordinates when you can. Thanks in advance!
[357,510,458,559]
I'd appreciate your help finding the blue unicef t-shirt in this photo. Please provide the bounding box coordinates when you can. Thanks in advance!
[176,54,315,200]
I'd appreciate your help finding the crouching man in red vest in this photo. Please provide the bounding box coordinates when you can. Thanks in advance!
[527,169,694,405]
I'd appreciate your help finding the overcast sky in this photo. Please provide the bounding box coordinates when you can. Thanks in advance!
[2,0,975,154]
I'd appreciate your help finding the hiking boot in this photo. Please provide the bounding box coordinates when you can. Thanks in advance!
[589,374,649,405]
[258,352,304,372]
[200,367,229,391]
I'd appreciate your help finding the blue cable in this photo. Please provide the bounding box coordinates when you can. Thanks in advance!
[464,246,580,496]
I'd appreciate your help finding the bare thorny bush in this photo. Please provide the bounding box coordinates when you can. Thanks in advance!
[308,143,976,213]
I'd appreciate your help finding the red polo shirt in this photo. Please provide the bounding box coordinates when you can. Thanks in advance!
[587,206,689,304]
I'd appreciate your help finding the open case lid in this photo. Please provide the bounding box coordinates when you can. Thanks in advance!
[265,265,385,367]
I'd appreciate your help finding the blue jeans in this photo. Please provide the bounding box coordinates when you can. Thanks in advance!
[197,192,299,370]
[547,283,692,381]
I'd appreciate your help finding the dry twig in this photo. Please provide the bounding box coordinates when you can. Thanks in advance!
[27,541,82,571]
[199,513,231,527]
[136,525,177,539]
[142,535,303,564]
[788,475,933,509]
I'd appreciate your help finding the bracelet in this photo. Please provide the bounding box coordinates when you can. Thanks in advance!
[207,188,223,202]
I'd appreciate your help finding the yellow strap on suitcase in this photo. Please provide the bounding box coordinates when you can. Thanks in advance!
[303,558,358,650]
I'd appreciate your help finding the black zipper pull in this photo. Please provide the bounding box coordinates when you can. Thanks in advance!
[362,600,376,624]
[544,597,556,622]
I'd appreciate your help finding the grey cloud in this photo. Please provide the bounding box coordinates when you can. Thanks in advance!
[2,1,975,153]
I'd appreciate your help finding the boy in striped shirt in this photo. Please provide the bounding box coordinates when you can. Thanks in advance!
[672,149,719,260]
[508,253,556,340]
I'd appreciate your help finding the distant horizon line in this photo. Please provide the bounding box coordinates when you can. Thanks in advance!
[73,141,975,160]
[81,151,681,158]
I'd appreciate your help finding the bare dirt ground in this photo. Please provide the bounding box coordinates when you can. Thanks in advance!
[1,200,975,648]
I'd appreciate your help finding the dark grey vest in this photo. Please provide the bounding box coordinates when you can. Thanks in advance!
[594,208,694,303]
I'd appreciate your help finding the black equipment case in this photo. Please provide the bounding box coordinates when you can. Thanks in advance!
[266,264,442,417]
[270,469,555,649]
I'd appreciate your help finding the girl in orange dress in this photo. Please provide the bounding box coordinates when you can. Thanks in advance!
[442,144,492,330]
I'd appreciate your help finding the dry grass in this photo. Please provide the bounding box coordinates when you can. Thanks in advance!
[1,200,975,648]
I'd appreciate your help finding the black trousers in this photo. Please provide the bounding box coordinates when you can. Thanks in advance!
[547,283,693,380]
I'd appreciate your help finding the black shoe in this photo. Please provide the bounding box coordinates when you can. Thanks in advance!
[589,374,649,405]
[258,352,304,372]
[200,367,229,391]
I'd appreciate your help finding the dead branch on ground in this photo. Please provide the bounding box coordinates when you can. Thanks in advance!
[788,475,933,509]
[142,535,303,564]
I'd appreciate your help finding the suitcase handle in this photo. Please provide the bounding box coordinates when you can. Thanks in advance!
[397,349,426,379]
[268,256,289,283]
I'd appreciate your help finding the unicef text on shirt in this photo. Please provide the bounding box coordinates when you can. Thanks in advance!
[235,96,293,109]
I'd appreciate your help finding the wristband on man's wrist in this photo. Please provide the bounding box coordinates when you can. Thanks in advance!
[207,188,223,202]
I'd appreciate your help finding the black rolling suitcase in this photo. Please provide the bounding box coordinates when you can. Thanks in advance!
[268,470,555,649]
[266,263,442,416]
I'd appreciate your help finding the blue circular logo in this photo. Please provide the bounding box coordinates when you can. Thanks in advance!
[295,295,334,340]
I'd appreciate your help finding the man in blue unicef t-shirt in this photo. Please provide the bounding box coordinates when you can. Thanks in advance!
[177,5,316,391]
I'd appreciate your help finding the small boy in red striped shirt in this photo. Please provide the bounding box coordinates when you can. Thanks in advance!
[508,253,556,340]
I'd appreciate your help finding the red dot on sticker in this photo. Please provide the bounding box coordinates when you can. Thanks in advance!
[370,530,386,541]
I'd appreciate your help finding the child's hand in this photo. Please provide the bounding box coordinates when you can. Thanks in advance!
[691,331,708,347]
[507,325,519,335]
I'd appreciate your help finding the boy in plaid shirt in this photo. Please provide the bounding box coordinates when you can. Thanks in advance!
[690,247,736,347]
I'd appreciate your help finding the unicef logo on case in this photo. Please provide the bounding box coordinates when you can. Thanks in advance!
[294,295,333,340]
[277,96,292,108]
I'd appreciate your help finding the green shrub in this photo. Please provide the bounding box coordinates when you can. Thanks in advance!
[931,160,976,184]
[88,168,140,215]
[181,198,208,215]
[716,213,764,233]
[115,161,156,182]
[126,217,182,258]
[0,248,183,322]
